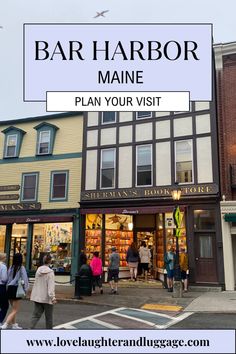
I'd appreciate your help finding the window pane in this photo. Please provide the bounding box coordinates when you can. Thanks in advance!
[137,112,152,119]
[0,225,6,252]
[52,173,66,199]
[137,146,151,166]
[38,131,50,154]
[194,210,215,230]
[199,235,213,258]
[102,112,116,123]
[102,150,115,169]
[175,140,193,183]
[137,169,151,186]
[23,175,37,200]
[6,135,17,157]
[101,168,114,188]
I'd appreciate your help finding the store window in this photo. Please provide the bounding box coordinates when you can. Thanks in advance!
[10,224,28,266]
[102,112,116,124]
[194,210,215,230]
[136,144,152,186]
[5,134,17,157]
[175,139,193,184]
[0,225,6,252]
[165,211,187,252]
[21,173,38,201]
[85,214,103,262]
[136,112,152,119]
[105,214,133,267]
[51,171,68,201]
[100,149,115,189]
[199,235,213,258]
[38,131,50,155]
[31,223,72,273]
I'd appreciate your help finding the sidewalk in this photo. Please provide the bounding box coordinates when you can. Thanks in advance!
[48,279,227,312]
[28,278,236,313]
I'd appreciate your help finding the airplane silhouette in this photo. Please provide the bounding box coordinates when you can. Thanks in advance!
[94,10,109,18]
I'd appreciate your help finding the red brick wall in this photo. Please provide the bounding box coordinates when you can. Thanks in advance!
[217,54,236,200]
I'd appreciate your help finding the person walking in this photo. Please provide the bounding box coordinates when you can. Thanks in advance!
[126,242,139,281]
[139,241,151,282]
[0,253,9,326]
[108,246,120,294]
[164,246,176,292]
[1,253,29,329]
[30,254,56,329]
[179,248,189,292]
[90,251,103,294]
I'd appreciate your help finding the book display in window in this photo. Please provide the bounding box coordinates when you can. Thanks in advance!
[85,229,102,262]
[105,230,133,267]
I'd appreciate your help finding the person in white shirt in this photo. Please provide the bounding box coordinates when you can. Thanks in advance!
[0,253,9,326]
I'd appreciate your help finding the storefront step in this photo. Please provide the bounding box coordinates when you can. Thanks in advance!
[188,285,223,292]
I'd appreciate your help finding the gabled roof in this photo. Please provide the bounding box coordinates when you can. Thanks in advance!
[1,126,26,135]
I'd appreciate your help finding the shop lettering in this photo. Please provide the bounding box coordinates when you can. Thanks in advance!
[26,218,41,223]
[0,203,41,211]
[82,184,218,201]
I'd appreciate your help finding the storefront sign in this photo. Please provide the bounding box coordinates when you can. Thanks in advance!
[0,194,19,201]
[0,203,41,211]
[81,184,219,201]
[0,185,20,192]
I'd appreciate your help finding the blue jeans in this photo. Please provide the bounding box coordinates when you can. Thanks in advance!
[0,284,9,323]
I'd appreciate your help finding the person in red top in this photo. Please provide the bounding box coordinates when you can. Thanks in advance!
[90,252,103,294]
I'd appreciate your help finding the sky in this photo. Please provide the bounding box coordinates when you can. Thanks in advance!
[0,0,236,121]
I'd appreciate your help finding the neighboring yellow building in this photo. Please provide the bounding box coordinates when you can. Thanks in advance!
[0,112,83,277]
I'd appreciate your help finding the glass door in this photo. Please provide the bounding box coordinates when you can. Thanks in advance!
[10,224,28,266]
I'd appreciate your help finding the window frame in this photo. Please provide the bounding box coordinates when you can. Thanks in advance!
[101,112,117,125]
[21,172,39,202]
[175,139,194,185]
[136,144,153,187]
[37,130,51,155]
[100,148,116,189]
[5,134,18,158]
[50,170,69,202]
[136,112,152,120]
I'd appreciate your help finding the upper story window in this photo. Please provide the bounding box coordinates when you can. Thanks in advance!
[38,131,50,155]
[50,171,68,201]
[175,139,193,184]
[136,144,152,186]
[6,134,17,157]
[100,149,115,189]
[136,112,152,120]
[21,173,38,202]
[34,122,59,156]
[102,112,116,124]
[2,126,26,158]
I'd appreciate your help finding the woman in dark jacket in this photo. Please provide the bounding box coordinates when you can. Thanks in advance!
[126,242,139,281]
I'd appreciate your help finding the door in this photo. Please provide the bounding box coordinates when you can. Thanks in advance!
[194,233,217,282]
[10,224,28,266]
[136,230,155,276]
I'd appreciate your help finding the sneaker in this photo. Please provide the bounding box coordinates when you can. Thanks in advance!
[184,289,188,293]
[109,289,115,294]
[100,289,103,294]
[1,322,11,329]
[12,323,22,329]
[92,290,96,294]
[114,290,118,295]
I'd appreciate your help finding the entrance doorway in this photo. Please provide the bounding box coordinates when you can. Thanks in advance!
[10,224,28,266]
[137,230,155,277]
[194,233,217,282]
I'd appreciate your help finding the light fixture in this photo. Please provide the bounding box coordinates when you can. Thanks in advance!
[128,222,133,231]
[171,182,182,201]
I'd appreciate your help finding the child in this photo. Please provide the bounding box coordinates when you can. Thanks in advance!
[90,252,103,294]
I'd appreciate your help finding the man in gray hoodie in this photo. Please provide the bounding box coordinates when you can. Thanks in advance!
[30,254,56,329]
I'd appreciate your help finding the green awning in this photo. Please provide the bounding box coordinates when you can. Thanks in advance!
[224,214,236,222]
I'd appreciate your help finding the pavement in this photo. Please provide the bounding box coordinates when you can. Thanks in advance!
[28,278,236,314]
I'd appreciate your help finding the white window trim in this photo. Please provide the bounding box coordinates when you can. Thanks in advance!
[136,112,152,120]
[101,112,117,125]
[21,173,38,202]
[5,134,17,157]
[51,171,68,201]
[175,139,194,185]
[136,144,153,187]
[100,148,116,189]
[38,130,51,155]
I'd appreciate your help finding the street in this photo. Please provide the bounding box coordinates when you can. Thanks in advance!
[14,301,236,330]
